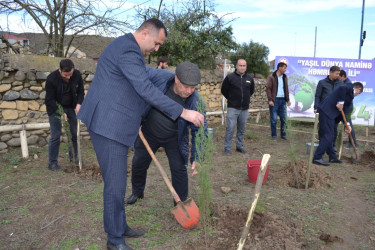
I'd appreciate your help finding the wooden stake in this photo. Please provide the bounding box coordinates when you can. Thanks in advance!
[19,126,29,159]
[306,113,319,190]
[237,154,271,250]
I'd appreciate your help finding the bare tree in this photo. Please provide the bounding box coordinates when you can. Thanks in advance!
[0,0,132,57]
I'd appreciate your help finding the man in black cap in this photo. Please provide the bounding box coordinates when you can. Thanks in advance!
[125,61,208,205]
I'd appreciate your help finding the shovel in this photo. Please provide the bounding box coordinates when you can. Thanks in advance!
[340,110,359,160]
[77,119,82,170]
[138,129,200,229]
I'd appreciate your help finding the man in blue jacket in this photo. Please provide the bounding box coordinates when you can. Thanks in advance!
[45,59,84,171]
[339,70,358,148]
[313,82,363,166]
[77,19,204,250]
[125,62,207,205]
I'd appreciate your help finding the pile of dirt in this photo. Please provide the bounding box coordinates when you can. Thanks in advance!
[359,150,375,169]
[272,159,331,189]
[64,162,102,181]
[185,204,306,249]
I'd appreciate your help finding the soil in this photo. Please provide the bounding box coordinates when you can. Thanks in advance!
[272,159,331,189]
[184,204,306,250]
[1,121,375,249]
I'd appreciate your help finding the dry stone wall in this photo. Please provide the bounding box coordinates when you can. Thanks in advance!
[0,54,269,152]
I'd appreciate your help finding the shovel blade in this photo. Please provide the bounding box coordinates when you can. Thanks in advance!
[170,198,200,229]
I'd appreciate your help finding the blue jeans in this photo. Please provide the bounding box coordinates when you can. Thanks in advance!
[269,99,287,137]
[224,107,249,151]
[48,108,77,166]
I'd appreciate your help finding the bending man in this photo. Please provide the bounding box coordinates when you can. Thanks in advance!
[125,62,207,205]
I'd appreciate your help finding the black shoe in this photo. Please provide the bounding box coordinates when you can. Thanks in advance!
[271,136,277,140]
[313,159,330,166]
[48,164,62,171]
[107,242,133,250]
[236,147,247,154]
[329,159,342,164]
[124,227,145,238]
[224,150,230,156]
[281,136,288,140]
[124,193,144,205]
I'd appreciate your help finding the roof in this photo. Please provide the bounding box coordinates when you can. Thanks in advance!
[3,33,29,40]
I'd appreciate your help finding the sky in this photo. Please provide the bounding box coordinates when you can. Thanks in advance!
[1,0,374,61]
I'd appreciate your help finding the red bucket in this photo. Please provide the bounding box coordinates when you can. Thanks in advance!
[247,160,270,184]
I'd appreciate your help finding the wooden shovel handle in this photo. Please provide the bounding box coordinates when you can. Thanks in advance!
[138,129,181,203]
[340,110,359,159]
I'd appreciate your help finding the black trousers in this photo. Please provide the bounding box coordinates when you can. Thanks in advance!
[131,128,188,202]
[314,112,337,161]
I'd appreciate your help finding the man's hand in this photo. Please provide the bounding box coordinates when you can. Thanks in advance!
[75,104,81,115]
[314,109,317,113]
[287,101,291,106]
[345,125,352,134]
[180,109,204,127]
[336,103,344,111]
[191,162,198,176]
[61,113,67,121]
[268,101,274,107]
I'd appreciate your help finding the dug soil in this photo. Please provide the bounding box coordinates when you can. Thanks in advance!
[1,121,374,249]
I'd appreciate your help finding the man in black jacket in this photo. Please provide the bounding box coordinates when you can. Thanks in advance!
[45,59,84,171]
[221,59,255,155]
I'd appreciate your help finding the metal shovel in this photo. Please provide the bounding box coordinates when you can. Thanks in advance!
[138,129,200,229]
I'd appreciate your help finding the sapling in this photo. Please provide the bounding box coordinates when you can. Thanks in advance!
[56,103,75,165]
[286,114,300,188]
[194,97,215,247]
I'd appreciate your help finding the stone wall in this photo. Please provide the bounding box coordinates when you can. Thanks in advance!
[0,54,269,152]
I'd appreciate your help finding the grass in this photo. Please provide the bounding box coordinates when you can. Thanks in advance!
[1,122,375,249]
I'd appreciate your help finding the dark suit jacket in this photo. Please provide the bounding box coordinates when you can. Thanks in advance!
[77,33,183,146]
[317,84,354,120]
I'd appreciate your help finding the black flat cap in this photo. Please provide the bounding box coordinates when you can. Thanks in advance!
[175,61,201,86]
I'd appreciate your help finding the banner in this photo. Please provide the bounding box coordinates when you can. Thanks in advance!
[275,56,375,126]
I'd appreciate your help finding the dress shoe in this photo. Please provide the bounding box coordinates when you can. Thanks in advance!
[329,159,342,164]
[224,150,230,156]
[281,136,288,140]
[236,147,247,153]
[107,242,133,250]
[271,136,277,140]
[313,159,330,166]
[124,227,145,238]
[48,164,62,171]
[124,193,144,205]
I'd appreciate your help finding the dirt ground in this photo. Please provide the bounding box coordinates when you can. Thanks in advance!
[1,120,375,250]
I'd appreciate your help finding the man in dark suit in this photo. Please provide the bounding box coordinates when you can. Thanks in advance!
[78,19,204,250]
[313,82,363,166]
[339,70,358,148]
